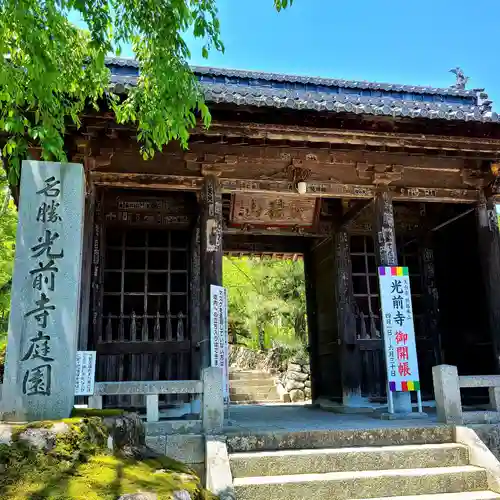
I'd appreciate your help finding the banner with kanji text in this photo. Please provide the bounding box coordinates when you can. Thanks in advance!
[378,266,420,393]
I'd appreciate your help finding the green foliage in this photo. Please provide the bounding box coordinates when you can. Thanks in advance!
[223,256,307,349]
[0,0,293,182]
[0,176,17,318]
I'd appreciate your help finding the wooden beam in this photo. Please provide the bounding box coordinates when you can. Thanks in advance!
[91,171,479,203]
[202,121,500,156]
[339,199,373,228]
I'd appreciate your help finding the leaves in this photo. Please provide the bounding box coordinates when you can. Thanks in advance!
[274,0,294,12]
[224,257,307,348]
[0,172,17,318]
[0,1,291,182]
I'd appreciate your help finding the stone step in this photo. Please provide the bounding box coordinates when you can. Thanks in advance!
[226,426,455,453]
[230,393,280,403]
[230,378,277,387]
[229,370,275,381]
[354,492,500,500]
[233,465,488,500]
[230,443,469,478]
[230,383,277,393]
[230,388,279,399]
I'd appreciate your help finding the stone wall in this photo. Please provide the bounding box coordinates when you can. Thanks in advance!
[472,424,500,460]
[277,357,311,402]
[229,345,287,374]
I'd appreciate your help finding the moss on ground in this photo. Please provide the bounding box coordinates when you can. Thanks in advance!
[1,453,212,500]
[0,417,213,500]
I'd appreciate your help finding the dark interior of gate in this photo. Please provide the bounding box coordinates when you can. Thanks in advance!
[86,185,496,411]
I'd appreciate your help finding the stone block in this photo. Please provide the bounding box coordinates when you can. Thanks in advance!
[302,364,310,374]
[165,434,204,464]
[433,364,463,424]
[287,363,302,373]
[289,389,305,402]
[286,371,308,382]
[202,367,224,434]
[146,395,159,423]
[285,380,305,392]
[145,435,166,455]
[490,387,500,412]
[205,436,235,500]
[304,380,311,388]
[1,161,85,422]
[304,388,311,400]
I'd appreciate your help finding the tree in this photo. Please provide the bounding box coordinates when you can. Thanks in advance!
[0,0,293,185]
[223,256,306,349]
[0,176,17,332]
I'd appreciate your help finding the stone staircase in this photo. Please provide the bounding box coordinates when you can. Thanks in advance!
[226,427,500,499]
[229,369,280,404]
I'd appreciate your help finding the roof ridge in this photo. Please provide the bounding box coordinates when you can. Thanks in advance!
[104,56,478,98]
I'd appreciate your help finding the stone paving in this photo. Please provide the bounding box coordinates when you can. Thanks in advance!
[225,403,442,433]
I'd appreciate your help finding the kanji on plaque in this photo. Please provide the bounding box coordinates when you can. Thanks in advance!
[378,266,420,393]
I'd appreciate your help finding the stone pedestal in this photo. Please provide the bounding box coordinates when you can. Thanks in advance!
[432,364,463,424]
[1,161,85,422]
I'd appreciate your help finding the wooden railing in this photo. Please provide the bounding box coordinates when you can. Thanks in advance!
[433,364,500,424]
[88,367,224,433]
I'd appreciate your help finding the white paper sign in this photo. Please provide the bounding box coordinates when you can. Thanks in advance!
[74,351,96,396]
[210,285,229,403]
[378,267,420,394]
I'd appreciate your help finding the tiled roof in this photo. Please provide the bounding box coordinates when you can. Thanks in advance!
[106,57,498,123]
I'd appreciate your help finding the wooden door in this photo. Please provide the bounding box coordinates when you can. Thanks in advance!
[92,225,191,409]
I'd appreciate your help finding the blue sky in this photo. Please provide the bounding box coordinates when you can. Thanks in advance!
[74,0,500,105]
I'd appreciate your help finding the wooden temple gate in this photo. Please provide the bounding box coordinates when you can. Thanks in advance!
[70,60,500,410]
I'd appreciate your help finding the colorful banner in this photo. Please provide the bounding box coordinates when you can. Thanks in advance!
[378,267,420,393]
[496,204,500,231]
[210,285,229,403]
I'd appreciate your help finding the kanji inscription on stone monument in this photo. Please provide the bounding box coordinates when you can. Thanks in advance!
[1,161,85,421]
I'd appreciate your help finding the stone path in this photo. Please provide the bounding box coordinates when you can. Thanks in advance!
[225,403,441,433]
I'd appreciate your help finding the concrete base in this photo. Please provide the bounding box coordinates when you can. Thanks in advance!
[380,411,428,420]
[393,391,413,413]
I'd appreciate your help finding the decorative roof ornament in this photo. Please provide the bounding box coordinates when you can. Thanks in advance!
[449,67,469,90]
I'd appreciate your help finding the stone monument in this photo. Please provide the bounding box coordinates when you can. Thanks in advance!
[1,161,85,421]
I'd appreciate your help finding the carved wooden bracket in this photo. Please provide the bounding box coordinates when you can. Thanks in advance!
[187,153,237,176]
[356,162,404,186]
[461,168,486,188]
[94,148,115,169]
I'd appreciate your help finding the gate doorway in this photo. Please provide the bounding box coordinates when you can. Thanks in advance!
[223,235,311,404]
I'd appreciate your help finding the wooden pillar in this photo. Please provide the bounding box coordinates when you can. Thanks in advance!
[199,175,223,371]
[372,191,412,413]
[373,191,397,267]
[420,204,443,366]
[78,183,96,350]
[334,229,362,406]
[303,246,319,402]
[476,193,500,372]
[190,219,201,378]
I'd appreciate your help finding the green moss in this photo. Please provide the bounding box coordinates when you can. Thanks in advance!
[0,417,213,499]
[3,453,214,500]
[71,408,125,418]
